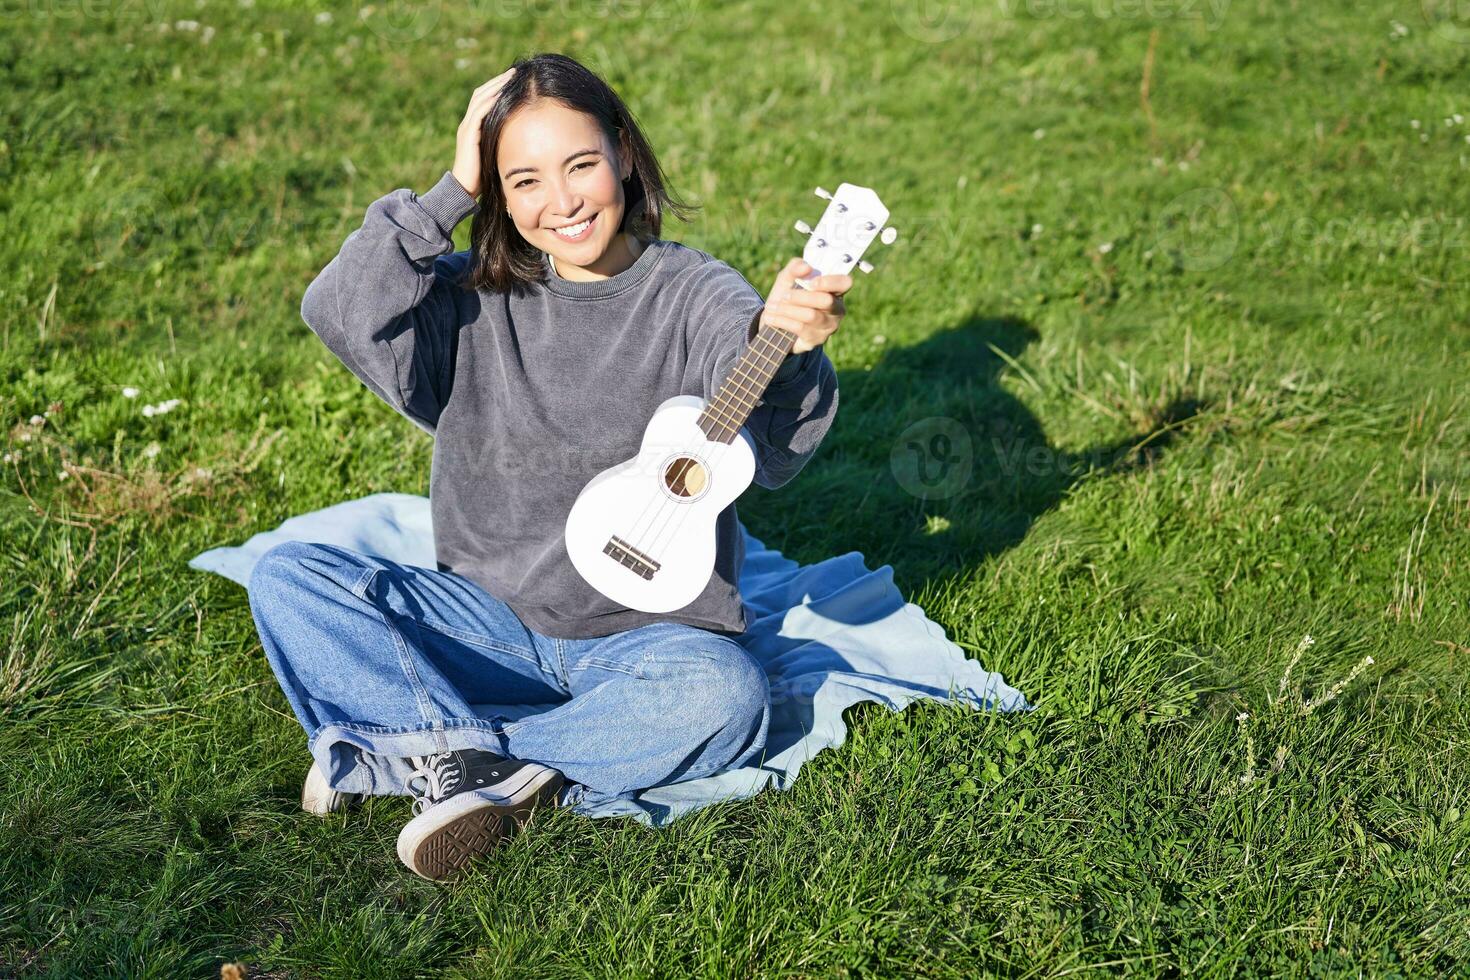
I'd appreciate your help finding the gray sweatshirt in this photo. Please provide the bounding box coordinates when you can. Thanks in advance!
[300,170,839,640]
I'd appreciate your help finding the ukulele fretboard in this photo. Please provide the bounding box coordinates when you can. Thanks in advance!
[696,321,800,443]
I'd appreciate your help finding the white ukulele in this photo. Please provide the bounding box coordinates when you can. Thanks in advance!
[564,183,898,613]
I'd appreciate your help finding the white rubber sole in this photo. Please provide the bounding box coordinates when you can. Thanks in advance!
[301,760,359,816]
[395,764,563,881]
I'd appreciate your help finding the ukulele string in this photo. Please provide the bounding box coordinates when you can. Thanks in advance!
[637,424,737,561]
[623,410,735,560]
[632,336,778,559]
[619,377,745,563]
[642,328,789,553]
[649,426,738,557]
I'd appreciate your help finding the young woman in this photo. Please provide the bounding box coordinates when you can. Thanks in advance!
[248,53,851,881]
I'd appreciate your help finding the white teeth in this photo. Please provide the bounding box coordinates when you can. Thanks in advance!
[552,216,592,238]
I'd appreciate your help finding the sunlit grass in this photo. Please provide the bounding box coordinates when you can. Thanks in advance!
[2,0,1468,974]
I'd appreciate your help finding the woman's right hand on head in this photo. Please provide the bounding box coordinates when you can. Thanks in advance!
[452,68,517,198]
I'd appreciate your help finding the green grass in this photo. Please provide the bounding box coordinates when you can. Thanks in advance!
[3,0,1469,975]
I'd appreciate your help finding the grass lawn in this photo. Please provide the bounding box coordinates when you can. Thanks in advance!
[3,0,1468,975]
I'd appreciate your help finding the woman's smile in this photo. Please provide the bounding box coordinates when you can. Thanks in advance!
[549,212,597,242]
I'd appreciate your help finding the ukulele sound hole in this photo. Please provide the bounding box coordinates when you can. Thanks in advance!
[663,456,708,498]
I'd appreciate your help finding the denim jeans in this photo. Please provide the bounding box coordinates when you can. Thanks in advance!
[247,541,771,812]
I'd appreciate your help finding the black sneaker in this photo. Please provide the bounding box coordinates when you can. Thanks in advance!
[395,749,563,881]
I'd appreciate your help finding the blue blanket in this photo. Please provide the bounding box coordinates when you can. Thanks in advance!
[190,492,1029,827]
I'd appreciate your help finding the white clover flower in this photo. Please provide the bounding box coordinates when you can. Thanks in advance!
[1032,128,1046,140]
[20,432,31,442]
[202,25,215,43]
[29,414,44,426]
[455,58,471,71]
[143,398,183,418]
[872,334,886,345]
[122,386,139,398]
[315,11,332,24]
[1411,119,1420,128]
[1236,712,1249,722]
[2,453,11,464]
[1031,223,1043,236]
[1097,241,1114,254]
[239,0,255,7]
[58,470,69,481]
[142,442,162,459]
[1456,114,1464,124]
[175,19,200,30]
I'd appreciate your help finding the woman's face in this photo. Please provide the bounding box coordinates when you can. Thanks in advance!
[497,99,632,276]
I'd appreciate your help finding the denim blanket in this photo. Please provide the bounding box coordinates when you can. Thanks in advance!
[189,492,1029,827]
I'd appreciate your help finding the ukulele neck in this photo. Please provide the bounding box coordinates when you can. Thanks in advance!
[696,320,799,444]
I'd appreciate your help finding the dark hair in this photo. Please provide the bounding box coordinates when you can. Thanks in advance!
[461,53,698,295]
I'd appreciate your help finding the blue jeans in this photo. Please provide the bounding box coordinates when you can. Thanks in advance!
[246,541,771,812]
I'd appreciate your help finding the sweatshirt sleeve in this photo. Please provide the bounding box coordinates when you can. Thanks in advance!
[686,263,840,491]
[299,170,479,438]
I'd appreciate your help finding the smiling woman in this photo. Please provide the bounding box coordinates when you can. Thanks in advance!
[459,53,698,292]
[257,51,847,882]
[497,104,641,281]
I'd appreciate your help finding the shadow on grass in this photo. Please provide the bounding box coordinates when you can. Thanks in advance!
[818,312,1205,588]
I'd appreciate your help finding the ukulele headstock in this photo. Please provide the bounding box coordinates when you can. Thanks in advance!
[792,183,897,289]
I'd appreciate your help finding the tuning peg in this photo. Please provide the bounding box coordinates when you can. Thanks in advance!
[880,226,898,245]
[858,260,874,274]
[815,187,833,200]
[794,219,813,235]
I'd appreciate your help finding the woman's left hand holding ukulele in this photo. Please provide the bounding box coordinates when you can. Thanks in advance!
[760,258,852,356]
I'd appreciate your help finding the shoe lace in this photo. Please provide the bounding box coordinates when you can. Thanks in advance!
[405,752,464,816]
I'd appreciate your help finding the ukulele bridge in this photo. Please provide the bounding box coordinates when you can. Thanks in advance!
[603,535,661,580]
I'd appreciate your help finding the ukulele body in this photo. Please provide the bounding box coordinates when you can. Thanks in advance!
[565,180,895,613]
[564,394,756,613]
